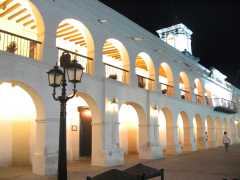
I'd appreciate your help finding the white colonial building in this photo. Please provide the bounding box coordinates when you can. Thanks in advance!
[0,0,239,176]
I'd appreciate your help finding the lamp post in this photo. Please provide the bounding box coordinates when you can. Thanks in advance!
[47,52,84,180]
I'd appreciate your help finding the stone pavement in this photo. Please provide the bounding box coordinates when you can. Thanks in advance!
[1,144,240,180]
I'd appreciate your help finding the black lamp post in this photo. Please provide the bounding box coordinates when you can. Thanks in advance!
[47,52,84,180]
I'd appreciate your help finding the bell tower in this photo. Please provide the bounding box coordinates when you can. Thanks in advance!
[157,23,193,54]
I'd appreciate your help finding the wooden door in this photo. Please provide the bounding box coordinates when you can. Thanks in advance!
[78,107,92,157]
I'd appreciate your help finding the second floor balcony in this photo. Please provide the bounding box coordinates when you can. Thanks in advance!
[137,75,155,90]
[105,63,129,83]
[212,98,237,114]
[0,30,41,60]
[57,47,93,74]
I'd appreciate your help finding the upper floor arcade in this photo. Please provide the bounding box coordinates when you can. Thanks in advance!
[0,0,239,114]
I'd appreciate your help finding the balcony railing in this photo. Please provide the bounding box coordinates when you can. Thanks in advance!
[212,98,237,114]
[0,29,41,60]
[137,75,154,90]
[194,94,204,105]
[57,47,93,73]
[159,82,174,96]
[104,63,129,83]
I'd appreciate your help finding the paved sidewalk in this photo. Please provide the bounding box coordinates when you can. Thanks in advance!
[1,145,240,180]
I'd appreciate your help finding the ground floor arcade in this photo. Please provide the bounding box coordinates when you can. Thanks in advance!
[0,81,239,176]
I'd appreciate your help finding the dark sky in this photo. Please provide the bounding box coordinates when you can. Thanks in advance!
[99,0,240,87]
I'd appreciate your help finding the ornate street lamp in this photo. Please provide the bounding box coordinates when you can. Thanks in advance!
[47,52,84,180]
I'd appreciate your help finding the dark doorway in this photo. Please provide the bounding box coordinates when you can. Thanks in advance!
[78,107,92,157]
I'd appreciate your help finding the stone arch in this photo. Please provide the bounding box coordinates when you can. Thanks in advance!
[0,0,45,60]
[135,52,155,90]
[229,119,237,142]
[158,107,176,154]
[118,101,146,158]
[223,118,228,132]
[66,91,102,163]
[194,114,204,149]
[0,80,45,168]
[204,84,213,106]
[237,121,240,139]
[206,115,215,147]
[215,117,223,146]
[158,63,174,96]
[56,18,95,75]
[177,111,192,152]
[194,79,204,104]
[179,72,192,101]
[102,38,130,84]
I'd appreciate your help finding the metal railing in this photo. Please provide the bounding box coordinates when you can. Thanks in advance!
[57,47,93,73]
[0,29,41,60]
[212,98,237,113]
[104,63,129,83]
[159,82,174,96]
[194,94,204,105]
[137,75,155,90]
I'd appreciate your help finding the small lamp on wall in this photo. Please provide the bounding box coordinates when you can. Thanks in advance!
[111,97,118,105]
[152,104,158,110]
[110,97,118,113]
[71,125,78,131]
[151,104,158,117]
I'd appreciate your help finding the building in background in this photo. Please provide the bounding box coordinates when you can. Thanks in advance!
[0,0,239,176]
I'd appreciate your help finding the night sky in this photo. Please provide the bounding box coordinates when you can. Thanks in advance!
[99,0,240,87]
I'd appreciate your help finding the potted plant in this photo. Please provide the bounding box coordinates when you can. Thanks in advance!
[109,74,117,80]
[7,41,17,53]
[162,89,167,95]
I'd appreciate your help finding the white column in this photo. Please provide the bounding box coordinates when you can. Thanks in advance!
[97,99,123,166]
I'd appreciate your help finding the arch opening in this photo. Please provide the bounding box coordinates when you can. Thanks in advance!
[179,72,191,101]
[159,63,174,96]
[194,79,204,104]
[102,39,130,84]
[177,111,192,152]
[135,52,155,90]
[206,116,215,147]
[0,81,44,167]
[66,92,101,162]
[215,118,223,146]
[56,18,95,75]
[205,85,213,106]
[119,104,139,156]
[158,107,175,154]
[193,114,204,149]
[0,0,45,60]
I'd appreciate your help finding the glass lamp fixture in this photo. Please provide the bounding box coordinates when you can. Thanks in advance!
[47,66,64,87]
[67,60,84,83]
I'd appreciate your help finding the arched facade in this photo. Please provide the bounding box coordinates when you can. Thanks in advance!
[159,63,174,96]
[0,0,45,60]
[0,0,239,177]
[56,18,95,74]
[102,39,130,84]
[135,52,155,90]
